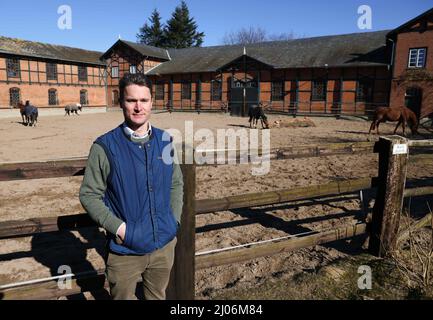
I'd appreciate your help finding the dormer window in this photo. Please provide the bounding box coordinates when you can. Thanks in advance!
[408,48,427,68]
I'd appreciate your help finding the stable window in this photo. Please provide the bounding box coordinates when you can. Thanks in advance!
[9,87,20,106]
[408,48,427,68]
[112,90,119,105]
[48,89,58,105]
[181,82,191,99]
[111,66,119,78]
[78,65,88,81]
[211,80,222,101]
[312,80,327,101]
[356,78,373,102]
[46,63,58,80]
[80,89,88,105]
[129,65,136,74]
[7,58,20,78]
[155,83,165,100]
[271,81,284,101]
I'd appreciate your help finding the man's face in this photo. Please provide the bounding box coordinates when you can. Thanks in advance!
[120,84,152,131]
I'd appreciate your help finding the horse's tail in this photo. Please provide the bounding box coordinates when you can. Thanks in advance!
[406,107,419,133]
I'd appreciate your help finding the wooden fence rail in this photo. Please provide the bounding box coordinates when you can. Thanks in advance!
[195,223,367,270]
[2,179,433,240]
[0,141,376,182]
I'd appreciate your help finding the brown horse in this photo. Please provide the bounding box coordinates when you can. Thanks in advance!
[368,106,418,136]
[17,101,26,124]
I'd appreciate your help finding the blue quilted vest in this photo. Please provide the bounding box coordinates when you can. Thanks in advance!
[95,125,177,255]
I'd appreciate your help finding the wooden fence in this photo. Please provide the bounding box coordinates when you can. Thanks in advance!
[0,138,432,299]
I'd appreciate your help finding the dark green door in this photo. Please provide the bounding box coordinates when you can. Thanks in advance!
[230,78,258,117]
[405,87,422,118]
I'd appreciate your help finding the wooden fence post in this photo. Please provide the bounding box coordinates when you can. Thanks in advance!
[368,136,409,257]
[166,149,196,299]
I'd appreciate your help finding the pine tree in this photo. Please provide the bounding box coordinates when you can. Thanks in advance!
[163,1,205,48]
[136,9,165,47]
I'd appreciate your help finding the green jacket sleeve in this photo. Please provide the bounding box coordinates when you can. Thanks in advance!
[79,143,124,235]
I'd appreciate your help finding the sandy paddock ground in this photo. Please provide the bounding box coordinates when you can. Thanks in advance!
[0,109,432,299]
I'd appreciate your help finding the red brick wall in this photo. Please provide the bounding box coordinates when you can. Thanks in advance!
[390,19,433,117]
[145,66,390,115]
[0,83,106,108]
[0,56,106,108]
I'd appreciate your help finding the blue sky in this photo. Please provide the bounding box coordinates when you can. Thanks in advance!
[0,0,431,53]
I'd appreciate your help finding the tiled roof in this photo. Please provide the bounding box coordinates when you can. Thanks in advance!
[0,36,105,65]
[146,30,390,74]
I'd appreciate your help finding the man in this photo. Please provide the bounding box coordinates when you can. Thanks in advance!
[79,73,183,300]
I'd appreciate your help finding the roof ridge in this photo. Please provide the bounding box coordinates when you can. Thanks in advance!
[165,29,392,52]
[121,39,167,52]
[0,35,103,54]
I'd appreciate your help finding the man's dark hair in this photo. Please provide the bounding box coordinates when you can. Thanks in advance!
[119,73,152,102]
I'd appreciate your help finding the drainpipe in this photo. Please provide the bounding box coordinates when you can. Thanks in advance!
[387,37,396,106]
[388,38,396,78]
[104,67,108,110]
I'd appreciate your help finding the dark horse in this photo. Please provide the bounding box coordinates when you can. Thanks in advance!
[248,104,269,129]
[369,106,418,136]
[21,101,38,127]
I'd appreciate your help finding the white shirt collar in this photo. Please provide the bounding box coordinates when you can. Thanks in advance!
[122,122,152,140]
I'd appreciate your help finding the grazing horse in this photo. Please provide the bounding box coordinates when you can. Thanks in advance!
[368,106,418,136]
[248,104,269,129]
[65,103,82,116]
[23,104,38,127]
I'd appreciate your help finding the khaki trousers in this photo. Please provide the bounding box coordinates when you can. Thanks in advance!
[106,237,177,300]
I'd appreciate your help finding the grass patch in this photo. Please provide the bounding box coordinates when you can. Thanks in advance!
[211,253,433,300]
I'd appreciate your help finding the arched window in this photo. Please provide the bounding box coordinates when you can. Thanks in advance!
[9,87,21,106]
[48,88,58,105]
[112,90,119,105]
[80,89,88,105]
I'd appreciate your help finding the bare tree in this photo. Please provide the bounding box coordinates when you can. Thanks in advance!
[267,31,296,41]
[222,26,297,45]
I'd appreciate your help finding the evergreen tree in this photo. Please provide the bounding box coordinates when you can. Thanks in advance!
[163,1,204,48]
[136,9,165,47]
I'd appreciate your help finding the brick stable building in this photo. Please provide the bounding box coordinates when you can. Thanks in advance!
[1,7,432,119]
[388,8,433,118]
[0,37,106,109]
[102,31,392,117]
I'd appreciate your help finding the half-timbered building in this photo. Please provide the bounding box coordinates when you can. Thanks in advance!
[0,37,106,109]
